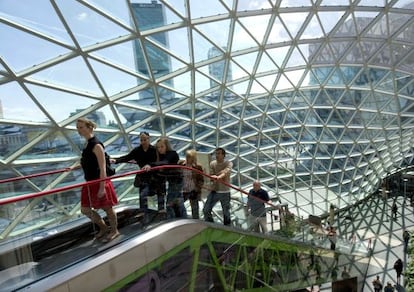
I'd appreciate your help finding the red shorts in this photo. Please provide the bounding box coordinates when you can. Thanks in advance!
[81,180,118,209]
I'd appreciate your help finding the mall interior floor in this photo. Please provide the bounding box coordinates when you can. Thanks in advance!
[333,194,413,291]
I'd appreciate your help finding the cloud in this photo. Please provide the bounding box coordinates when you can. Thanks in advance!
[76,12,88,21]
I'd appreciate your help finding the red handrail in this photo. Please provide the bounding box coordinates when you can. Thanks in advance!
[0,168,72,184]
[0,164,280,210]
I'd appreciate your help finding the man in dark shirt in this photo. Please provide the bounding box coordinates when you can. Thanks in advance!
[112,132,158,212]
[247,180,271,233]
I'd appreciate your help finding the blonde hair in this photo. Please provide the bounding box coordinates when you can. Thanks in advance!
[186,149,198,164]
[77,117,97,129]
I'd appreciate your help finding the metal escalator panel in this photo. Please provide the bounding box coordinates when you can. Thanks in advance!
[21,220,369,292]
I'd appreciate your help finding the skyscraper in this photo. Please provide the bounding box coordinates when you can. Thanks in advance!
[208,46,233,97]
[131,1,170,76]
[118,1,175,125]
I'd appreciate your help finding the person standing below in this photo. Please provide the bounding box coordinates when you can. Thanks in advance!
[392,202,398,220]
[179,149,204,219]
[403,229,410,252]
[384,282,394,292]
[203,147,233,226]
[112,132,158,213]
[247,180,271,233]
[151,137,186,219]
[341,266,350,279]
[372,275,383,292]
[393,258,403,286]
[327,226,337,251]
[76,118,119,242]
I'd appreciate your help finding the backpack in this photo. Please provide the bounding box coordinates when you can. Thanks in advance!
[105,152,115,176]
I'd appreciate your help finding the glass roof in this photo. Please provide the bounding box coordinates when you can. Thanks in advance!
[1,0,414,216]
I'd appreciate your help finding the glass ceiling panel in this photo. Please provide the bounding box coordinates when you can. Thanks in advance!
[0,0,73,44]
[84,0,132,28]
[89,41,140,74]
[0,82,48,123]
[56,0,131,47]
[189,0,228,18]
[0,23,71,72]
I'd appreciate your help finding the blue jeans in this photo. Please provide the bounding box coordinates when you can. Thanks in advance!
[139,183,151,211]
[166,180,187,219]
[203,191,231,225]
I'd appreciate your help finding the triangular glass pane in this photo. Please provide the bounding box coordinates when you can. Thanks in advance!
[165,117,191,137]
[161,71,191,97]
[267,95,288,112]
[279,12,309,39]
[330,41,353,62]
[256,75,276,92]
[116,101,155,126]
[251,79,268,94]
[280,0,312,7]
[89,59,140,97]
[326,67,346,86]
[311,67,333,85]
[155,87,180,108]
[267,17,291,43]
[58,0,131,47]
[304,70,321,87]
[194,123,213,139]
[221,123,240,138]
[238,14,271,44]
[0,23,71,72]
[19,128,71,159]
[354,12,380,34]
[374,70,394,91]
[266,46,290,67]
[248,99,266,113]
[233,51,258,80]
[167,27,191,64]
[14,160,74,189]
[312,43,336,64]
[239,122,259,139]
[218,131,238,148]
[314,89,335,107]
[0,124,37,159]
[232,79,250,96]
[195,69,217,95]
[333,15,357,37]
[190,1,227,18]
[141,39,174,77]
[1,0,73,44]
[26,84,102,123]
[231,21,259,51]
[257,53,279,75]
[395,20,414,42]
[90,40,140,74]
[285,46,307,68]
[275,73,293,91]
[204,48,232,85]
[191,29,221,63]
[30,56,103,95]
[317,11,346,35]
[195,19,231,52]
[301,14,324,38]
[395,73,414,95]
[285,69,305,88]
[84,0,132,29]
[0,82,49,123]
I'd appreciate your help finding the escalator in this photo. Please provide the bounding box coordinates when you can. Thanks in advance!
[0,165,368,291]
[2,215,366,292]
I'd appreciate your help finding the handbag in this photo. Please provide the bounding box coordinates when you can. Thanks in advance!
[105,153,115,176]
